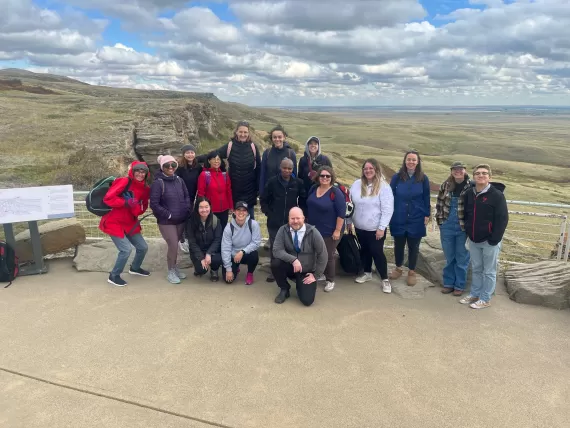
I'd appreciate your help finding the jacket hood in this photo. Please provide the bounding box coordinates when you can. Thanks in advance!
[127,161,149,182]
[304,136,321,157]
[491,182,506,193]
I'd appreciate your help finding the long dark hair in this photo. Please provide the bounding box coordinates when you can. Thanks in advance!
[206,151,227,172]
[398,150,425,182]
[189,197,214,233]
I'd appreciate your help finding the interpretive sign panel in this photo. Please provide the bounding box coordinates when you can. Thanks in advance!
[0,185,75,225]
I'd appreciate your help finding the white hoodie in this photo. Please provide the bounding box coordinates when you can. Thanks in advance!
[348,179,394,231]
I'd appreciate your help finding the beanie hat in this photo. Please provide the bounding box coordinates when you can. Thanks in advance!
[181,144,196,154]
[157,155,178,169]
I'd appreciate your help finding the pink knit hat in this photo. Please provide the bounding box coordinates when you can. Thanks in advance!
[157,155,178,169]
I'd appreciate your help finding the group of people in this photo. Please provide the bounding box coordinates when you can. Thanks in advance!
[98,120,508,309]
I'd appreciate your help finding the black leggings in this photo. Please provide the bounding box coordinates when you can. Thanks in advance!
[222,250,259,282]
[191,253,222,275]
[355,229,388,280]
[393,235,422,271]
[214,210,229,232]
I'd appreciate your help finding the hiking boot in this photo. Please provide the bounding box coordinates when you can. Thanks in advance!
[210,270,219,282]
[167,269,181,284]
[441,286,454,294]
[174,266,187,280]
[382,280,392,294]
[355,272,373,283]
[459,295,479,305]
[470,299,491,309]
[407,270,417,286]
[274,289,290,304]
[453,289,464,296]
[245,272,254,285]
[266,274,275,283]
[389,267,403,280]
[108,274,127,287]
[324,281,335,292]
[128,267,150,277]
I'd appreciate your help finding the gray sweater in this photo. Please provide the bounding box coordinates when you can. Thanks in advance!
[221,216,262,270]
[272,223,328,278]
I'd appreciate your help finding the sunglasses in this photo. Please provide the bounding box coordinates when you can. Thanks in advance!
[163,163,177,169]
[319,174,332,178]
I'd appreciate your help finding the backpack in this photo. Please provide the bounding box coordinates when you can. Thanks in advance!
[310,183,354,219]
[227,141,257,169]
[204,171,227,186]
[86,177,132,217]
[0,241,19,288]
[337,232,362,275]
[230,218,253,236]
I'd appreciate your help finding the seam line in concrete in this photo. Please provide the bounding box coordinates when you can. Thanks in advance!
[0,367,236,428]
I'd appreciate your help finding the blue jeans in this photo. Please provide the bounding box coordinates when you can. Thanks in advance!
[468,239,501,302]
[110,233,148,276]
[440,197,470,290]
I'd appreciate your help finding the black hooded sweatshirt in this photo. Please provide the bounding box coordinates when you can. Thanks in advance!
[462,182,508,246]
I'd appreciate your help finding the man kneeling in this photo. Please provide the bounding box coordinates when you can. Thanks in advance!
[272,207,328,306]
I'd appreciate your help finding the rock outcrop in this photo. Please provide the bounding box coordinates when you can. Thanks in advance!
[73,238,192,273]
[133,103,231,175]
[504,261,570,309]
[15,218,86,261]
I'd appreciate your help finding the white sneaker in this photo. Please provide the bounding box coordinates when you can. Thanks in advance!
[382,280,392,294]
[324,281,335,292]
[178,241,189,253]
[174,266,187,279]
[317,275,326,281]
[470,299,491,309]
[355,272,373,283]
[167,269,181,284]
[459,295,478,305]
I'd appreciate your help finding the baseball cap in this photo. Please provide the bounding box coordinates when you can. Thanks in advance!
[450,161,466,169]
[235,201,248,210]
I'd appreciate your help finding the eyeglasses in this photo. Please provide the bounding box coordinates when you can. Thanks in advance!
[163,163,177,169]
[474,172,489,176]
[319,174,332,179]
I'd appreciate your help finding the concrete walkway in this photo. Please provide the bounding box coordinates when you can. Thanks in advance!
[1,259,569,428]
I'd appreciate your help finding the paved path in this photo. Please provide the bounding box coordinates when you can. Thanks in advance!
[1,259,569,428]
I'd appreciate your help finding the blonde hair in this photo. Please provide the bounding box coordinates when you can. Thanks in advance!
[360,158,384,197]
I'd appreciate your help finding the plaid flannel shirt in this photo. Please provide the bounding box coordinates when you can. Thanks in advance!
[435,180,470,228]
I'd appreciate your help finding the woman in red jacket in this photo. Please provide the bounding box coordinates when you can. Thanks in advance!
[197,152,233,230]
[99,161,151,287]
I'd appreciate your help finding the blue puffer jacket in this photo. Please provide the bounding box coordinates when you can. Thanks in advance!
[150,171,191,225]
[389,173,431,238]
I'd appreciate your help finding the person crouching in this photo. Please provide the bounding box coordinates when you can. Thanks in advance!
[271,207,328,306]
[221,201,262,285]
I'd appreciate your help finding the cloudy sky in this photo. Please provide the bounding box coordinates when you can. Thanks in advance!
[1,0,570,106]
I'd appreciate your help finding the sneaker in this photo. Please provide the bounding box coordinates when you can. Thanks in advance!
[355,272,373,283]
[178,241,189,253]
[324,281,335,292]
[382,280,392,294]
[128,267,150,277]
[459,295,479,305]
[317,274,326,281]
[108,274,127,287]
[245,272,254,285]
[470,299,491,309]
[174,266,187,280]
[389,267,403,280]
[167,269,181,284]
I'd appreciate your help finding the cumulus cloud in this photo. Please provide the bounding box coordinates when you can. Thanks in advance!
[2,0,570,104]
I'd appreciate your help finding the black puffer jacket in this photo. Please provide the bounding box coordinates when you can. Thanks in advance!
[176,162,202,205]
[260,175,307,231]
[213,138,262,206]
[186,214,222,260]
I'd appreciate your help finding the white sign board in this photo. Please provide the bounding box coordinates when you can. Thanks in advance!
[0,185,75,224]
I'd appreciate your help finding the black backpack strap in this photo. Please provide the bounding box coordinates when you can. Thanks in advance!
[248,218,253,234]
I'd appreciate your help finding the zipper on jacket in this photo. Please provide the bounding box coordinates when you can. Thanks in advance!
[472,194,478,240]
[282,184,289,224]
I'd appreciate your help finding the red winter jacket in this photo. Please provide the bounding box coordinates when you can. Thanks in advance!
[196,168,233,213]
[99,161,150,238]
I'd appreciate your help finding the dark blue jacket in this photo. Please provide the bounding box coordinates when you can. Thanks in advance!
[150,171,191,225]
[259,144,297,194]
[389,173,431,238]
